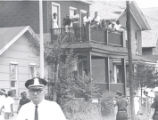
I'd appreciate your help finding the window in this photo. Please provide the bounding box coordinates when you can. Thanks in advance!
[113,64,123,83]
[9,63,18,88]
[69,7,77,19]
[92,58,106,83]
[52,2,61,28]
[29,64,39,78]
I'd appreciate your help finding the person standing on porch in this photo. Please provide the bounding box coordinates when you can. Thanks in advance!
[83,12,91,41]
[16,77,66,120]
[71,10,80,40]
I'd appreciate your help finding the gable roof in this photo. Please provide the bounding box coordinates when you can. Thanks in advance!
[90,1,125,20]
[90,1,150,30]
[118,1,151,31]
[0,26,39,56]
[142,7,158,48]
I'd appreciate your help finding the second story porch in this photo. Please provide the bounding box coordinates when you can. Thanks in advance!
[51,25,126,49]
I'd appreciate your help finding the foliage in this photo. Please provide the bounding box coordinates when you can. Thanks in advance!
[63,99,103,120]
[133,63,158,89]
[45,34,101,106]
[62,92,116,120]
[100,92,115,116]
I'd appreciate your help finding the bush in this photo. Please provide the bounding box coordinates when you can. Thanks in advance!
[62,92,116,120]
[63,98,103,120]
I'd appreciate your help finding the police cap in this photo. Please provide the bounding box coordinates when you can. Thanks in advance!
[25,77,47,89]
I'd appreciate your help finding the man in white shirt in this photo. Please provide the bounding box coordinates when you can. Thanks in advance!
[91,11,100,28]
[16,77,66,120]
[0,89,6,120]
[83,12,91,40]
[71,10,80,40]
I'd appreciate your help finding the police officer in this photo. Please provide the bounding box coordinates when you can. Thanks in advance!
[151,87,158,120]
[16,77,66,120]
[116,92,128,120]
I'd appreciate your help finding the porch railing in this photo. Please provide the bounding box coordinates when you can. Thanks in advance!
[51,26,124,47]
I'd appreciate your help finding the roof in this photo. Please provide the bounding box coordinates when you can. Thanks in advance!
[118,1,151,31]
[90,1,150,30]
[142,7,158,48]
[90,1,125,20]
[79,0,92,4]
[132,55,156,64]
[0,26,39,56]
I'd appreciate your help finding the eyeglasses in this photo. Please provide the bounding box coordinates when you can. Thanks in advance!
[29,89,43,94]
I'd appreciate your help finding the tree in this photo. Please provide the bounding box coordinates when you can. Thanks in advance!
[45,33,100,106]
[134,63,157,89]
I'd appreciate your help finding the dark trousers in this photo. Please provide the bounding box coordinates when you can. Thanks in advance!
[116,111,128,120]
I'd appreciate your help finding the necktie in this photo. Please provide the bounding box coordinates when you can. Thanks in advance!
[35,105,38,120]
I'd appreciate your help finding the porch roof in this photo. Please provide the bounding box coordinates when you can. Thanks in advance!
[132,55,156,65]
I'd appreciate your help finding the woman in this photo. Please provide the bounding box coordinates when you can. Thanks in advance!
[116,92,128,120]
[151,87,158,120]
[52,13,59,35]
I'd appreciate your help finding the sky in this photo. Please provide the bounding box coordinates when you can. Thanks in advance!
[91,0,158,8]
[136,0,158,8]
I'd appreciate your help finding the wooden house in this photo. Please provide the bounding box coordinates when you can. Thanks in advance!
[0,26,40,95]
[0,1,151,97]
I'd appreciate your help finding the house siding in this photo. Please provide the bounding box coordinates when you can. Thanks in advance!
[0,1,89,33]
[0,1,40,33]
[130,15,142,55]
[0,33,39,94]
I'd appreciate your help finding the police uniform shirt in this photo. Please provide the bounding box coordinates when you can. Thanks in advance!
[16,100,66,120]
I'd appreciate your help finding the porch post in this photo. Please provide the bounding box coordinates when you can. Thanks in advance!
[122,58,127,95]
[106,57,110,91]
[88,52,92,97]
[105,30,108,45]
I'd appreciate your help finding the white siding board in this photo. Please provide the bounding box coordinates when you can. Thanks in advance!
[0,81,10,88]
[0,57,39,66]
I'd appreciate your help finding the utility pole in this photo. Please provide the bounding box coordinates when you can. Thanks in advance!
[126,1,135,120]
[39,0,45,78]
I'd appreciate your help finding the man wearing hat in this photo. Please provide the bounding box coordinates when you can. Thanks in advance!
[16,77,66,120]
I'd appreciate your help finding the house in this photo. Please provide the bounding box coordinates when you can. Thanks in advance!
[142,8,158,59]
[0,1,151,97]
[0,0,127,96]
[0,26,40,96]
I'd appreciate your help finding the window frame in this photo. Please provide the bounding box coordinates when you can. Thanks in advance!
[51,2,61,27]
[9,62,18,88]
[29,63,39,78]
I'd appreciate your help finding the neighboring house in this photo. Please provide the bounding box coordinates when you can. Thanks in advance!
[141,8,158,71]
[142,8,158,56]
[0,26,40,96]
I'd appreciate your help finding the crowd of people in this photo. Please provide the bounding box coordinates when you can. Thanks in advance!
[0,89,31,120]
[52,10,124,37]
[0,89,15,120]
[0,77,67,120]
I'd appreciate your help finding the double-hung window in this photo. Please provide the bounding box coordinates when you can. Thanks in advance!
[9,62,18,89]
[29,63,39,78]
